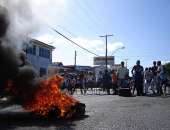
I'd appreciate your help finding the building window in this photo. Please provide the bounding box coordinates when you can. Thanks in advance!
[40,67,46,77]
[39,47,50,59]
[26,45,36,55]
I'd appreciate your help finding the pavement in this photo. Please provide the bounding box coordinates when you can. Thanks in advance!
[0,94,170,130]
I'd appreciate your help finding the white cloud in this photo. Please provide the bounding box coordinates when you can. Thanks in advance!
[108,42,125,54]
[73,37,103,48]
[36,34,125,65]
[36,33,55,44]
[72,37,125,55]
[0,0,69,47]
[30,0,68,25]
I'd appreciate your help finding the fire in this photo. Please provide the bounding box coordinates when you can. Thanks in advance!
[23,75,80,118]
[6,75,81,119]
[0,2,85,119]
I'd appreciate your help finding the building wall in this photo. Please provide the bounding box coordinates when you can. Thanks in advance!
[25,40,54,77]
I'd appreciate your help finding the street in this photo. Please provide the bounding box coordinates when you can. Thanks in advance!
[0,94,170,130]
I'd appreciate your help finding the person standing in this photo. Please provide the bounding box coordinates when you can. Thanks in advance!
[161,66,168,96]
[131,60,144,96]
[157,61,165,95]
[151,61,157,94]
[111,69,118,94]
[79,72,86,95]
[117,61,129,89]
[144,67,153,95]
[103,70,112,95]
[97,71,103,87]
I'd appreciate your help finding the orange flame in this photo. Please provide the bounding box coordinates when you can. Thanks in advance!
[6,75,80,119]
[23,75,80,118]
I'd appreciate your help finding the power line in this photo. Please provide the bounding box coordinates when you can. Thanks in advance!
[51,27,100,57]
[82,0,106,31]
[56,25,77,37]
[74,0,103,34]
[76,0,99,25]
[68,2,99,36]
[115,54,170,59]
[55,24,101,54]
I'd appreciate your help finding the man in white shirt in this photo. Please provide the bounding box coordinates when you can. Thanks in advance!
[117,61,129,88]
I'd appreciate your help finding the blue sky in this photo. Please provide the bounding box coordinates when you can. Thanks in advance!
[32,0,170,69]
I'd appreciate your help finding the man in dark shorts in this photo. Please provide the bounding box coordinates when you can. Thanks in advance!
[151,61,157,94]
[131,60,144,96]
[79,72,86,94]
[103,70,112,95]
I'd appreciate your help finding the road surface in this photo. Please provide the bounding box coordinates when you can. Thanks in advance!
[0,94,170,130]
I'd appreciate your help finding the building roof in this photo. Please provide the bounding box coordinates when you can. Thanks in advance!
[30,39,55,50]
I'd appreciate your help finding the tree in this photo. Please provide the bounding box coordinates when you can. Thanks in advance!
[165,63,170,76]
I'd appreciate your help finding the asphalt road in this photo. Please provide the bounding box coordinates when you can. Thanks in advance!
[0,94,170,130]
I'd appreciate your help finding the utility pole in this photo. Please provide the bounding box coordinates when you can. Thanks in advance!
[74,50,77,67]
[124,58,129,68]
[100,34,113,72]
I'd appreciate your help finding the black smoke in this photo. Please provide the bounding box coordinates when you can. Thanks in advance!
[0,6,9,37]
[0,6,18,91]
[0,5,38,100]
[0,42,19,89]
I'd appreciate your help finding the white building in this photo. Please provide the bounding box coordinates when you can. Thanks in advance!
[93,56,115,81]
[112,64,122,72]
[25,39,55,77]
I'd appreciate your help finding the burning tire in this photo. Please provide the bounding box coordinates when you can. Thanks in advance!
[48,103,86,119]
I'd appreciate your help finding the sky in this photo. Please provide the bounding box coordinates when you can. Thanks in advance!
[29,0,170,69]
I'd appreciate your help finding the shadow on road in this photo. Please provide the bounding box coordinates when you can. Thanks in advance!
[0,112,89,130]
[146,94,170,98]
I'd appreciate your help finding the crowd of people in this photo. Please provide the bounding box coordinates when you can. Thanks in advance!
[60,60,169,96]
[61,71,95,95]
[143,61,168,96]
[114,60,169,96]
